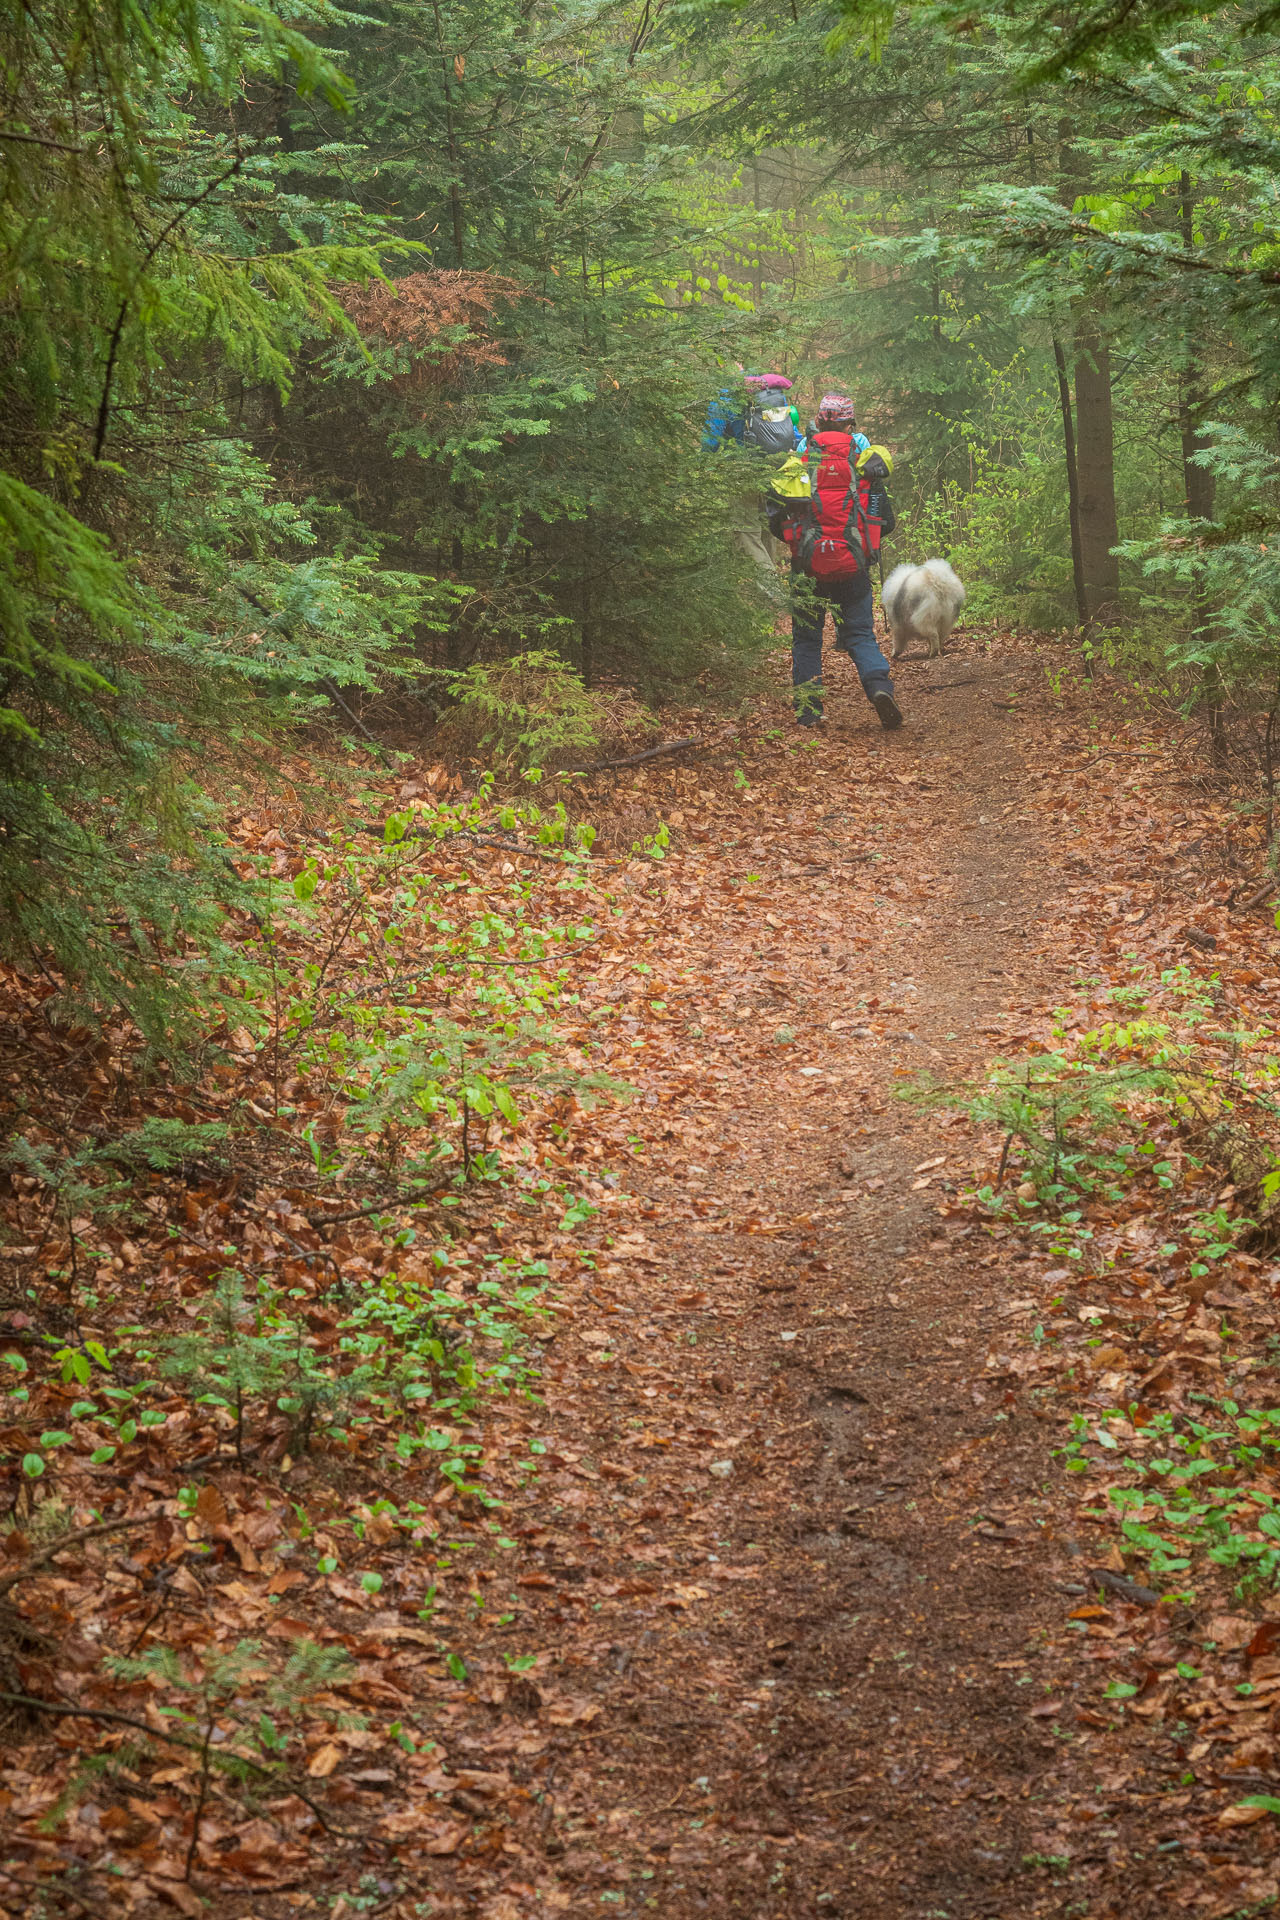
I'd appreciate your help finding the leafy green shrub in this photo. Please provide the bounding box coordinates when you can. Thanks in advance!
[102,1636,357,1809]
[919,966,1280,1266]
[252,790,618,1186]
[433,650,651,771]
[153,1273,360,1464]
[1123,428,1280,717]
[144,1257,546,1482]
[0,0,425,1049]
[95,1119,232,1174]
[903,429,1075,633]
[961,1041,1183,1206]
[1060,1401,1280,1598]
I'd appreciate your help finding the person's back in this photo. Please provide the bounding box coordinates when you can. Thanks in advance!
[785,394,904,731]
[702,385,745,451]
[742,375,803,457]
[707,371,802,597]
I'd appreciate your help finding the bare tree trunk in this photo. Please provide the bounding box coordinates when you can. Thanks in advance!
[580,517,595,687]
[1051,330,1090,640]
[431,0,465,267]
[580,596,595,688]
[1179,170,1225,762]
[1057,119,1121,636]
[1073,312,1121,626]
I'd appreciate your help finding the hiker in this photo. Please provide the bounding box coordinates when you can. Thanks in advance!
[704,372,804,592]
[768,392,903,732]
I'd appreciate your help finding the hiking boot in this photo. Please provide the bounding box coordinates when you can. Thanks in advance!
[872,689,904,731]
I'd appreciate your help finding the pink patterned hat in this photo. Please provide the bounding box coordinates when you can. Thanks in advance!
[817,392,855,424]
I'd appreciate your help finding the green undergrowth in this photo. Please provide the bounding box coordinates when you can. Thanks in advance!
[0,761,656,1861]
[6,1248,551,1499]
[2,775,640,1529]
[914,962,1280,1602]
[431,650,659,772]
[919,963,1280,1272]
[40,1637,360,1841]
[1060,1399,1280,1600]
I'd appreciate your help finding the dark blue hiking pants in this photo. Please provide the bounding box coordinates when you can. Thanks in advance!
[791,572,894,722]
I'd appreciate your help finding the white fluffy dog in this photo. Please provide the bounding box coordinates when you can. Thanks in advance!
[880,559,966,659]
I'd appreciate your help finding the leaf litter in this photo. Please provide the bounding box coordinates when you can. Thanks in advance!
[0,634,1278,1916]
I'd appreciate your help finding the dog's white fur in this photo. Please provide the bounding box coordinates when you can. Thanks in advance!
[880,559,966,660]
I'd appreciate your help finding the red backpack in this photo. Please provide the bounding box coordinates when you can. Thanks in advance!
[801,431,887,584]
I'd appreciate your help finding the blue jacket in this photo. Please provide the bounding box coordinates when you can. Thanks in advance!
[702,389,745,451]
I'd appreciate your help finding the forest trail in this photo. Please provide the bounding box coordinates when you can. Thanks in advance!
[13,634,1277,1920]
[522,640,1097,1919]
[15,3,1280,1913]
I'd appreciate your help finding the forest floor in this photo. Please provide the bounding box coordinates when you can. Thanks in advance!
[4,630,1280,1920]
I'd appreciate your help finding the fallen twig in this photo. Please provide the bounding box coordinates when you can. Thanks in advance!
[322,676,391,767]
[186,1715,215,1882]
[1087,1568,1161,1607]
[0,1512,160,1601]
[0,1692,356,1835]
[0,1863,109,1919]
[1229,875,1277,913]
[572,735,703,773]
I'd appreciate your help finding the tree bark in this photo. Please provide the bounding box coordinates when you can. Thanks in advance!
[1179,171,1225,761]
[580,514,595,687]
[1073,312,1121,625]
[431,0,465,267]
[1057,118,1121,633]
[1051,330,1090,637]
[1026,121,1088,640]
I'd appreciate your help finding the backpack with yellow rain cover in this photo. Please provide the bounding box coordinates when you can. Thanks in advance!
[764,453,816,561]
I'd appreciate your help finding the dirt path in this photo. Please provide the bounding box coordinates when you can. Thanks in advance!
[516,641,1107,1918]
[12,635,1280,1920]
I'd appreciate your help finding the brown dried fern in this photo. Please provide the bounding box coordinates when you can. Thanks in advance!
[333,269,523,389]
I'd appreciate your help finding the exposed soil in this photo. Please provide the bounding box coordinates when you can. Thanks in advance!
[484,640,1152,1920]
[8,634,1280,1920]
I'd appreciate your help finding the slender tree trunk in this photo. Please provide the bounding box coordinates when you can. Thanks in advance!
[431,0,465,267]
[1051,330,1090,639]
[580,577,595,687]
[273,80,297,153]
[446,488,467,667]
[1073,312,1121,625]
[1179,170,1225,762]
[1030,119,1094,652]
[1057,119,1121,635]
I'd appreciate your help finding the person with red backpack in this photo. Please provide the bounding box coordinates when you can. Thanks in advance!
[768,393,903,731]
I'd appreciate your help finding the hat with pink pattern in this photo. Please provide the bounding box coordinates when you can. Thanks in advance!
[816,392,856,425]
